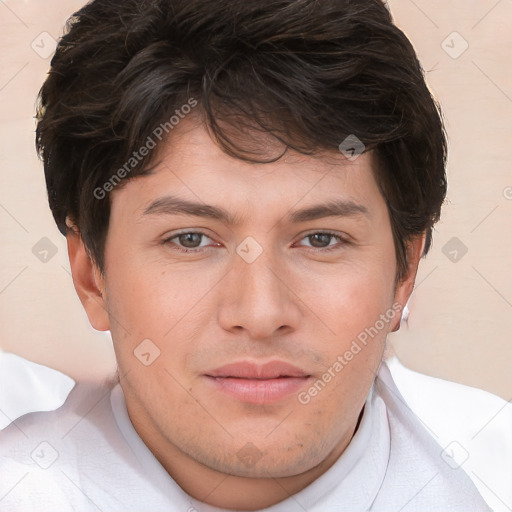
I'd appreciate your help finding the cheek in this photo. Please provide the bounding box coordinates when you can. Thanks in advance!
[292,252,396,389]
[298,257,396,334]
[103,251,224,384]
[104,249,199,335]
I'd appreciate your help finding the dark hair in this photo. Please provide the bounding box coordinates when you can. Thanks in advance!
[36,0,447,279]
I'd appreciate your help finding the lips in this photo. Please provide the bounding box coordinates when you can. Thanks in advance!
[206,361,310,379]
[204,361,311,404]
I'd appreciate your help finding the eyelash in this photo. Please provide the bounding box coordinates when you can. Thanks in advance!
[162,230,349,254]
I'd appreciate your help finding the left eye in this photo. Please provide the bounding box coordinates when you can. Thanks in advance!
[297,232,344,249]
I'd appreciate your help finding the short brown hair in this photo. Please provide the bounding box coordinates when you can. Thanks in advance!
[36,0,447,279]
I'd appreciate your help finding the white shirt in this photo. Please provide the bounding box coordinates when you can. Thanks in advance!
[387,356,512,512]
[0,361,491,511]
[0,350,75,430]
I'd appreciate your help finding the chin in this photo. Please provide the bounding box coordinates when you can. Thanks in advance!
[203,441,325,479]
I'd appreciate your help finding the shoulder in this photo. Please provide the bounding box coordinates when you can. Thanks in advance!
[372,360,495,512]
[0,377,121,509]
[0,351,75,429]
[385,357,512,512]
[0,377,193,511]
[0,375,118,443]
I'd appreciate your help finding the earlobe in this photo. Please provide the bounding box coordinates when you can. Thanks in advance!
[66,223,110,331]
[391,234,426,332]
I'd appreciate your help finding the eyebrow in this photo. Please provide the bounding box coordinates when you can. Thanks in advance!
[140,195,369,224]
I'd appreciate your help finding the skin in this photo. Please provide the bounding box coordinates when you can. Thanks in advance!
[67,118,423,510]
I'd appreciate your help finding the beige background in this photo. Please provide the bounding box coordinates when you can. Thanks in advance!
[0,1,511,398]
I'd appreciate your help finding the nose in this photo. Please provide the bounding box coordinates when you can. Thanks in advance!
[217,247,302,340]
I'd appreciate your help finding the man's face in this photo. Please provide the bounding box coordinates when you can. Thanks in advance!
[87,120,414,481]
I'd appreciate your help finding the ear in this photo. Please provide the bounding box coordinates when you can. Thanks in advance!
[390,234,426,332]
[66,222,110,331]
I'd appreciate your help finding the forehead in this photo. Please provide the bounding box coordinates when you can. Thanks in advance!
[151,118,375,179]
[110,118,385,222]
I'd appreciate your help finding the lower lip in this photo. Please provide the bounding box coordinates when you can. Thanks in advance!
[205,376,310,404]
